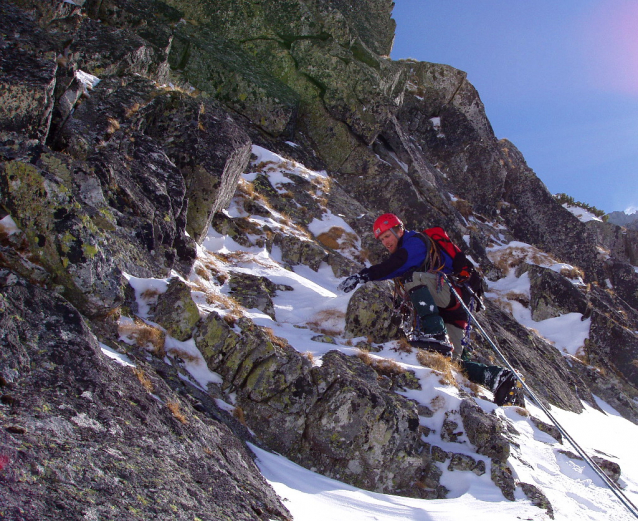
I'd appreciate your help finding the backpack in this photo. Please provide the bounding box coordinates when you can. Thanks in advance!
[422,226,473,277]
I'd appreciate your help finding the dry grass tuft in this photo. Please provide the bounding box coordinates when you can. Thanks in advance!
[357,350,406,378]
[263,327,288,349]
[466,380,482,395]
[306,308,345,336]
[514,406,529,417]
[167,400,188,424]
[233,406,246,426]
[167,348,200,364]
[357,349,372,366]
[140,287,161,302]
[416,350,463,387]
[194,265,211,281]
[504,291,530,308]
[118,319,166,358]
[560,266,585,280]
[451,198,473,219]
[316,226,359,252]
[132,367,154,393]
[393,337,414,354]
[124,102,141,118]
[311,175,332,194]
[195,287,244,319]
[223,314,238,327]
[488,245,556,275]
[105,117,120,136]
[303,351,315,364]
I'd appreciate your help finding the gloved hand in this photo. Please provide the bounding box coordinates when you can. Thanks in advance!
[337,273,364,293]
[464,270,485,311]
[467,270,485,299]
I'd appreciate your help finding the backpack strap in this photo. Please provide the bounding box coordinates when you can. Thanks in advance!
[414,231,445,273]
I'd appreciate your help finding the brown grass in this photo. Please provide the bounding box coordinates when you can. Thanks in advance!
[194,265,211,281]
[488,245,556,274]
[357,350,406,378]
[263,327,288,349]
[505,291,530,307]
[167,400,188,424]
[118,319,166,358]
[190,284,243,319]
[167,348,200,364]
[316,227,359,252]
[236,178,258,200]
[451,199,473,219]
[416,350,463,387]
[105,117,120,135]
[306,309,345,336]
[357,350,372,365]
[560,266,585,280]
[392,337,414,354]
[303,351,315,364]
[233,406,246,426]
[140,287,161,301]
[311,175,332,194]
[124,102,141,118]
[132,367,154,393]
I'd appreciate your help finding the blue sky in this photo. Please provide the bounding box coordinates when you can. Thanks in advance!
[390,1,638,214]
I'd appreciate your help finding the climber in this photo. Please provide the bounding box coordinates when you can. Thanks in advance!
[337,213,523,407]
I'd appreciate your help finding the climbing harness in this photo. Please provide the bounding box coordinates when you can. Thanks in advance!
[442,274,638,519]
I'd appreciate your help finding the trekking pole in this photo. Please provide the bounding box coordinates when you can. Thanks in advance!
[442,274,638,519]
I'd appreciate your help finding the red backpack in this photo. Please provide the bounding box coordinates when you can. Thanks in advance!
[422,226,473,277]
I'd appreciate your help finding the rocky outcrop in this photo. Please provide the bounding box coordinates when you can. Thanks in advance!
[0,272,290,521]
[2,0,638,516]
[193,311,441,497]
[344,280,402,342]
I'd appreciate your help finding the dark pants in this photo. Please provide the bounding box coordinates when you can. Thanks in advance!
[460,359,503,391]
[408,285,446,336]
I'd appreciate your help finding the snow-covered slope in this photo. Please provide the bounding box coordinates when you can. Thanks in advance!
[105,146,638,520]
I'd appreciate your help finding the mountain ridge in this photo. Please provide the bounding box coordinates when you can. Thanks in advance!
[1,0,638,518]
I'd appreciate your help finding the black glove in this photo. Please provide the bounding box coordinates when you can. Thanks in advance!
[468,270,485,299]
[464,270,485,311]
[338,273,364,293]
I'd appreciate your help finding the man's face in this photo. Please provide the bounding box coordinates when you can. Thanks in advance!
[378,228,403,253]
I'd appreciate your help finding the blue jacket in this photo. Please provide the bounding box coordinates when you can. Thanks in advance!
[360,230,430,282]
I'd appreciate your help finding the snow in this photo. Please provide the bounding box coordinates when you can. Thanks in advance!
[99,343,135,367]
[0,214,20,235]
[96,146,638,521]
[563,204,603,223]
[252,398,638,521]
[75,70,101,96]
[486,270,590,356]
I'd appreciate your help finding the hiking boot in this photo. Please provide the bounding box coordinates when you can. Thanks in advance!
[409,332,454,357]
[493,370,525,406]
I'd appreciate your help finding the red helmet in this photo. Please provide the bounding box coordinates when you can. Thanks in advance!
[373,213,403,239]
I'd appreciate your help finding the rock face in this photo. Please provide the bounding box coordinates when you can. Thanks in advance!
[1,0,638,516]
[0,272,290,521]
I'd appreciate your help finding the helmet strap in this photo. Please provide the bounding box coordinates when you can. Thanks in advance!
[390,227,403,240]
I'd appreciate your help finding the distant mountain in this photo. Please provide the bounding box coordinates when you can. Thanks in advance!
[607,210,638,230]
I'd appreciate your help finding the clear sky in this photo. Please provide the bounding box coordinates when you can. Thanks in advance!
[390,0,638,214]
